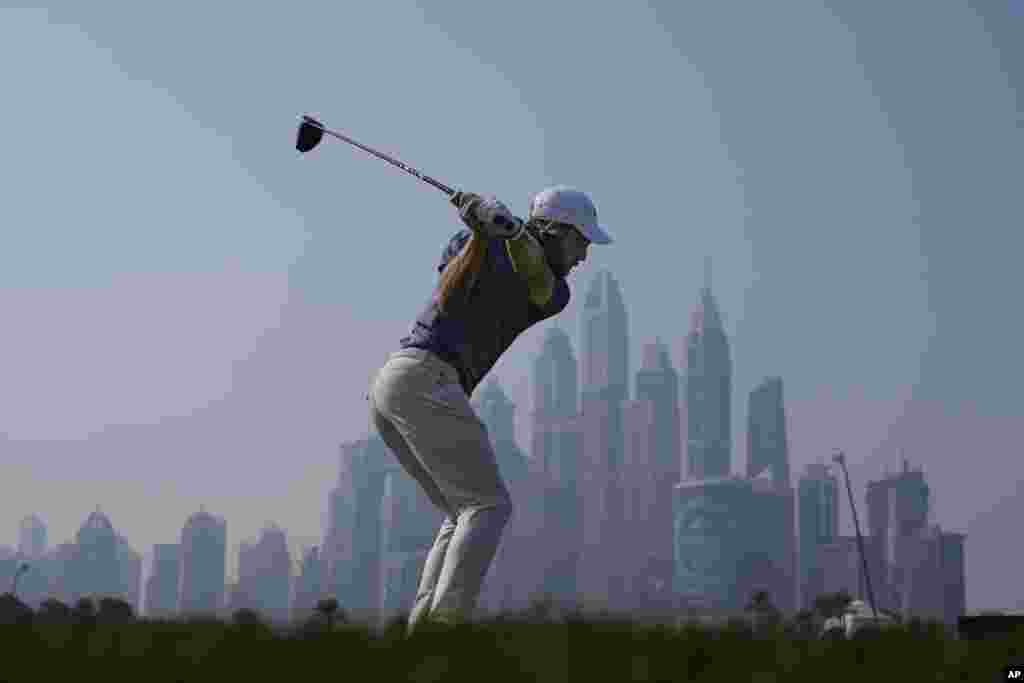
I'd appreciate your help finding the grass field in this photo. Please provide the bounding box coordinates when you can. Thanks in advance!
[1,607,1022,682]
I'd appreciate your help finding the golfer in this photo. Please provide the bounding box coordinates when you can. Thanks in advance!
[368,186,613,634]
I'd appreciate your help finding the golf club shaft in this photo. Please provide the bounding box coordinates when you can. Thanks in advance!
[300,116,455,196]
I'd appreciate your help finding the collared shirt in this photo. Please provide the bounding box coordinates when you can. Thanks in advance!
[399,227,571,398]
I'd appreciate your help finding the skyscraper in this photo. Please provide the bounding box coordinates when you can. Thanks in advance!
[580,270,629,407]
[576,270,630,611]
[684,276,732,480]
[325,437,390,624]
[18,514,46,560]
[635,340,682,483]
[532,325,578,422]
[747,377,791,488]
[235,524,291,624]
[68,508,121,604]
[116,534,142,613]
[145,543,180,617]
[798,464,839,609]
[293,545,324,623]
[529,327,585,612]
[179,508,227,616]
[623,339,681,617]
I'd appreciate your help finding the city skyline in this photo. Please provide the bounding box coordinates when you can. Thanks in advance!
[1,3,1020,614]
[0,271,976,620]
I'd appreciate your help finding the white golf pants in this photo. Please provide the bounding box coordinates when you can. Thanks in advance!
[369,348,513,635]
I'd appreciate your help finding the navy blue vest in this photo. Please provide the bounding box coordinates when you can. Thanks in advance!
[399,228,570,398]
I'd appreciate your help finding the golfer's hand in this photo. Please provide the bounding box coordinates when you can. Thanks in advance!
[451,191,522,239]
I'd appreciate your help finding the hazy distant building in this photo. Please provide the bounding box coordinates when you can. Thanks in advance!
[866,460,966,625]
[798,463,840,609]
[179,508,227,616]
[580,269,629,407]
[866,459,929,611]
[66,508,122,604]
[325,436,390,625]
[746,377,796,611]
[378,452,442,626]
[621,339,681,618]
[673,477,747,611]
[18,514,47,560]
[816,536,864,599]
[747,377,790,487]
[234,524,292,624]
[684,277,732,480]
[530,326,585,612]
[145,544,180,617]
[533,326,578,421]
[472,378,532,614]
[292,545,325,623]
[576,270,630,613]
[745,474,797,613]
[44,542,78,605]
[116,535,142,613]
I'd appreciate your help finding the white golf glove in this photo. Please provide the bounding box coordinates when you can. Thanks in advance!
[451,191,524,239]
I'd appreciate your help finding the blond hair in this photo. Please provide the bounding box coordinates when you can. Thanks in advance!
[436,231,489,315]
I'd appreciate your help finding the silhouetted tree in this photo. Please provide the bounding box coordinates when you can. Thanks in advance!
[73,596,97,626]
[790,608,818,638]
[97,596,135,625]
[812,590,853,620]
[315,598,344,631]
[37,598,72,624]
[745,590,782,633]
[232,607,265,627]
[0,592,33,626]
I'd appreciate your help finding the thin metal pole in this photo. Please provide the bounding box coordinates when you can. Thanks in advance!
[832,451,879,621]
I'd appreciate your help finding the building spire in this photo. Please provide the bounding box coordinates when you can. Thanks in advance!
[704,255,713,292]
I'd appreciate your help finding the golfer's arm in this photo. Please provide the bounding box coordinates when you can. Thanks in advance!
[506,231,555,307]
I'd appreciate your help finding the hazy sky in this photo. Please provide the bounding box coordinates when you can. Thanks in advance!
[1,3,1020,609]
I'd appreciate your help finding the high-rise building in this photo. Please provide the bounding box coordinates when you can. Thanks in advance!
[579,270,629,407]
[293,545,324,623]
[864,459,964,624]
[116,535,142,614]
[684,276,732,480]
[622,339,681,618]
[67,508,122,604]
[324,437,390,625]
[673,477,748,611]
[798,463,839,609]
[234,524,291,624]
[866,459,930,611]
[576,270,630,613]
[378,449,441,627]
[747,377,790,488]
[178,508,227,616]
[472,378,533,614]
[145,544,180,617]
[746,377,796,611]
[529,327,585,612]
[18,514,47,560]
[533,326,578,422]
[635,340,683,484]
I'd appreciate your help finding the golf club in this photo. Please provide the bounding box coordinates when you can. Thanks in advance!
[296,115,458,195]
[295,115,516,228]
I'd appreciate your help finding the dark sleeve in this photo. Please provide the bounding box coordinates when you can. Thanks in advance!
[529,277,571,321]
[438,229,473,274]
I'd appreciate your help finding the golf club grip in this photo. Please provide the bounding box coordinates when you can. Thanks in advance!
[307,118,455,196]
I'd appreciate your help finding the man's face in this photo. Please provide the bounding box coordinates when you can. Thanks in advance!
[562,226,591,272]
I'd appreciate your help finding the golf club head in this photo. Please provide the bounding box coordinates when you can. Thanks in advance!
[296,116,325,153]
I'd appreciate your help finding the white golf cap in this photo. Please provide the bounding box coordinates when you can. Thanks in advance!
[529,186,613,245]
